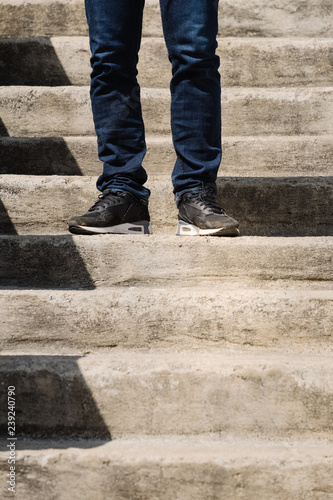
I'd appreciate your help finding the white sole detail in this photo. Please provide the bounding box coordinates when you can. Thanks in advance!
[176,220,239,236]
[76,221,152,235]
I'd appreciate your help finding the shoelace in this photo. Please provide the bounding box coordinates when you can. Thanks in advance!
[88,190,126,212]
[186,188,225,214]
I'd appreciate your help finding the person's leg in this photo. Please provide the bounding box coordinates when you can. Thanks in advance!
[160,0,221,202]
[85,0,150,202]
[69,0,152,235]
[160,0,239,236]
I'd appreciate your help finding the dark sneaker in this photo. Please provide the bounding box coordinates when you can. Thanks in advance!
[69,190,152,235]
[177,187,239,236]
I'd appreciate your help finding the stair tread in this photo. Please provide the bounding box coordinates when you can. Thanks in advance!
[0,234,332,289]
[3,348,332,367]
[2,36,333,87]
[2,86,333,137]
[1,350,333,439]
[1,0,333,38]
[1,438,332,499]
[1,174,332,236]
[1,135,332,177]
[1,283,332,354]
[2,435,333,454]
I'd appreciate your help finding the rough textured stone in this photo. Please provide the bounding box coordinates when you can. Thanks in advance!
[0,0,89,37]
[0,235,331,288]
[220,135,333,177]
[2,37,333,88]
[0,439,333,500]
[0,175,332,235]
[2,87,333,136]
[221,0,333,38]
[1,135,333,177]
[1,285,332,353]
[1,0,333,38]
[1,352,333,438]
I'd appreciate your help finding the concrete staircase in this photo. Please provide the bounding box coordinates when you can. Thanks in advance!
[0,0,333,498]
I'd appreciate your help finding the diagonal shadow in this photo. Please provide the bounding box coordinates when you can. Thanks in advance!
[0,137,83,175]
[0,118,9,137]
[217,176,333,236]
[0,235,96,290]
[0,200,17,235]
[0,356,111,448]
[0,38,72,86]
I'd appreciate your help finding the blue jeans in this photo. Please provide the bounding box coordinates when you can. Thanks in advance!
[85,0,221,203]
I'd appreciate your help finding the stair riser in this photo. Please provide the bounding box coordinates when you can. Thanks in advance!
[1,443,333,500]
[1,136,333,177]
[2,87,333,137]
[2,37,333,88]
[1,176,332,236]
[0,236,331,288]
[0,354,333,438]
[1,0,332,38]
[1,289,332,352]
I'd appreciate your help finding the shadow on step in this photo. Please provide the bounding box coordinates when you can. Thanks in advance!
[217,176,333,236]
[0,356,111,448]
[0,38,72,86]
[0,118,9,137]
[0,200,18,235]
[0,137,84,175]
[0,236,96,290]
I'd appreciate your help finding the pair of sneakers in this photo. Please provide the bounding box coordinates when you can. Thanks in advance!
[68,187,239,236]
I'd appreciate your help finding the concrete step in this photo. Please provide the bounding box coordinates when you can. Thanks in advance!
[2,86,333,137]
[1,438,333,500]
[0,235,331,288]
[1,284,332,353]
[1,0,332,38]
[1,351,333,438]
[2,37,333,88]
[0,175,332,236]
[1,135,333,177]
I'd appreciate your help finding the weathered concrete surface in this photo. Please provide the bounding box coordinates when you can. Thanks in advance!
[0,86,94,137]
[1,352,333,438]
[2,86,333,136]
[0,136,101,176]
[144,37,333,87]
[1,438,333,500]
[0,0,162,38]
[1,285,332,353]
[221,0,333,38]
[1,0,333,38]
[0,0,89,38]
[2,37,333,88]
[220,135,333,177]
[0,175,332,236]
[148,176,333,237]
[0,235,331,288]
[219,37,333,88]
[1,135,333,177]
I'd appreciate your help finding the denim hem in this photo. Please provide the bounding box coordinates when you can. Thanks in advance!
[175,182,218,206]
[101,187,149,204]
[174,187,201,205]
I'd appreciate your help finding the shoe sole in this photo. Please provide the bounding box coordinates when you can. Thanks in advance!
[176,220,240,236]
[69,221,152,235]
